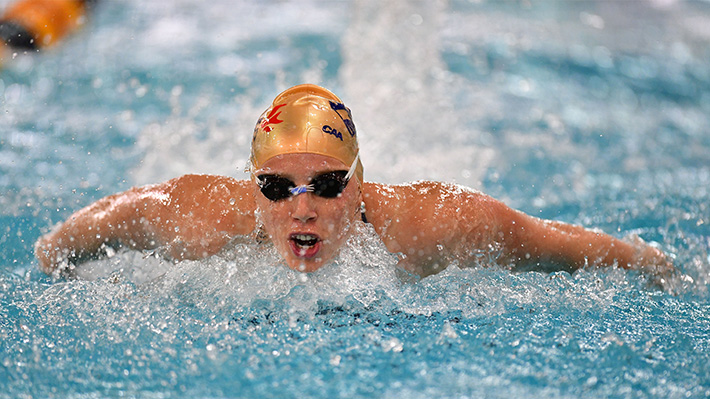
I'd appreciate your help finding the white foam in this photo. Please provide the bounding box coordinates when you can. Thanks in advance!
[340,0,494,186]
[56,220,682,324]
[140,222,403,314]
[130,95,257,185]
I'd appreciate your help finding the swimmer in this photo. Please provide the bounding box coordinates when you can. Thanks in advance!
[34,84,674,279]
[0,0,93,50]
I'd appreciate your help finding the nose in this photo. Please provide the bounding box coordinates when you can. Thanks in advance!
[290,192,317,223]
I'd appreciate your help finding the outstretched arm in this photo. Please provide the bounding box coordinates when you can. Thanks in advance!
[363,181,673,277]
[34,174,255,275]
[493,205,673,275]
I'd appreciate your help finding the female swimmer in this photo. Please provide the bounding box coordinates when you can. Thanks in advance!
[34,84,673,278]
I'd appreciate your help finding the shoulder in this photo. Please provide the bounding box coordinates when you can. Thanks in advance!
[362,180,499,236]
[363,180,489,211]
[361,180,506,275]
[146,174,253,205]
[143,174,256,235]
[118,174,255,211]
[162,174,251,193]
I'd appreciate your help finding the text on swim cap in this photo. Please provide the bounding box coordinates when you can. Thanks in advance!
[322,125,343,141]
[329,101,357,137]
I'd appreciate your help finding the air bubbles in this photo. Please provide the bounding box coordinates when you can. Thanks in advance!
[580,12,605,30]
[592,46,614,69]
[440,322,459,340]
[171,85,183,97]
[381,337,404,353]
[409,14,423,26]
[135,86,148,98]
[206,344,218,360]
[3,84,24,104]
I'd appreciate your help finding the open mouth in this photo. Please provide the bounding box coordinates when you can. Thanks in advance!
[289,233,321,258]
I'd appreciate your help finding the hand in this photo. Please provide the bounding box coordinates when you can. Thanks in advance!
[34,233,67,275]
[636,244,675,277]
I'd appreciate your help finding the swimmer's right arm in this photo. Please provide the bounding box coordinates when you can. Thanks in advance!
[34,174,256,275]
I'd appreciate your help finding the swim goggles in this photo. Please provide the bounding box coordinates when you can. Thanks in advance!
[255,153,359,202]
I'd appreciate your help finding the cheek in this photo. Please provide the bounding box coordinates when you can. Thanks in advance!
[324,195,360,236]
[330,204,353,228]
[255,198,287,234]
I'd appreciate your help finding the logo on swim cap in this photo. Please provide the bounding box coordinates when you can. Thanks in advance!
[259,103,286,133]
[329,101,357,138]
[250,84,363,183]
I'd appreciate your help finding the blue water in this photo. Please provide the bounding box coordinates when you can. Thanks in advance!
[2,0,710,398]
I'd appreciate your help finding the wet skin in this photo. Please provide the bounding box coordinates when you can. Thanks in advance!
[252,153,362,272]
[34,157,675,278]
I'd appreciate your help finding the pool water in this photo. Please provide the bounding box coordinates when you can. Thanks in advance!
[2,0,710,398]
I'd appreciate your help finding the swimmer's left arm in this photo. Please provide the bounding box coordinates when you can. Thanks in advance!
[486,199,675,276]
[366,181,673,277]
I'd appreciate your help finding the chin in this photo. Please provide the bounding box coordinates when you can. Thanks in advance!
[285,258,326,273]
[279,239,340,273]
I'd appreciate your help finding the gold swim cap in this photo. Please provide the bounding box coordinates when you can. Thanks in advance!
[250,84,363,183]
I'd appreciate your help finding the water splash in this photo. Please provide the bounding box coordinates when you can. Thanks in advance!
[340,0,494,186]
[3,220,707,398]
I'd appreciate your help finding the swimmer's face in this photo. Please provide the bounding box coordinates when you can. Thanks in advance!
[253,153,362,272]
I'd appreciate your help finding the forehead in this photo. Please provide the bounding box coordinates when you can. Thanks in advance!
[258,153,347,175]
